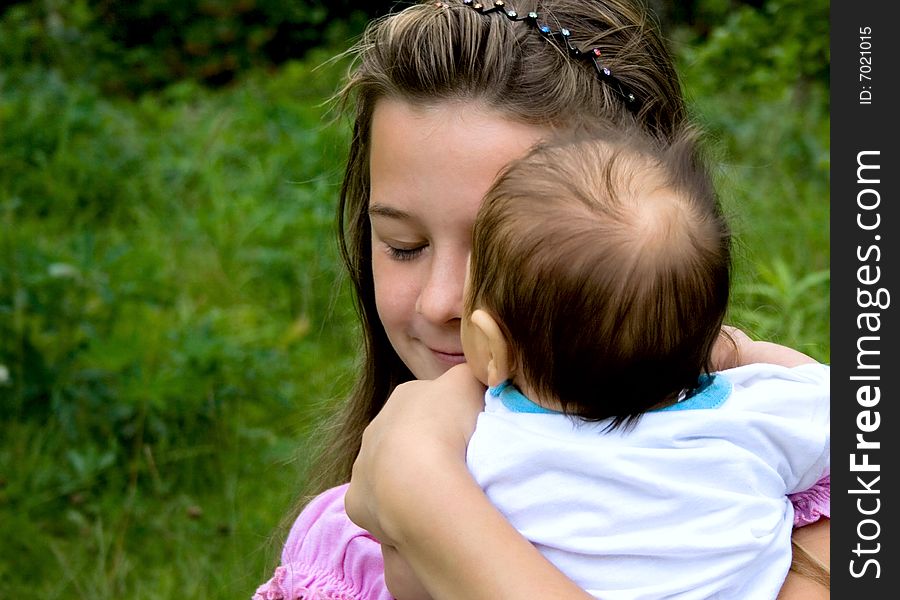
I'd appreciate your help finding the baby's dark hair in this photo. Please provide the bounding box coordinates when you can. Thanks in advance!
[466,127,731,429]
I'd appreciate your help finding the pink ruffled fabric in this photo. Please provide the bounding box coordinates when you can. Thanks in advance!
[788,474,830,527]
[252,484,391,600]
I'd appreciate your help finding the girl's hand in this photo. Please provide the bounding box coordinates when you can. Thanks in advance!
[346,363,590,600]
[345,363,486,545]
[711,326,817,370]
[710,325,750,370]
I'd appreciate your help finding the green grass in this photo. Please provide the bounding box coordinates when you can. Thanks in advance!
[1,6,828,598]
[708,85,830,362]
[1,51,360,598]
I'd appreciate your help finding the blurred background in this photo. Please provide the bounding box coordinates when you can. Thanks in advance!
[0,0,828,598]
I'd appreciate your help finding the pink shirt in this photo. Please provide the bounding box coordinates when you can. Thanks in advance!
[253,478,830,599]
[253,484,390,600]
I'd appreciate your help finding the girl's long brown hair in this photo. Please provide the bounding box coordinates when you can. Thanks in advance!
[305,0,686,497]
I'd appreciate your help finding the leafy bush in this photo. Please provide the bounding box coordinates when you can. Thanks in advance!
[1,50,358,598]
[0,0,393,93]
[675,0,830,360]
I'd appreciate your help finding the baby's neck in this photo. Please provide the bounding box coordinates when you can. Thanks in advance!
[513,379,564,412]
[512,378,681,414]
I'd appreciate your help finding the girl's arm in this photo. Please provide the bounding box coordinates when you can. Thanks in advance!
[382,544,433,600]
[792,518,830,570]
[780,519,830,599]
[345,364,592,600]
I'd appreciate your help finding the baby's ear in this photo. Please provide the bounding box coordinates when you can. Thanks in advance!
[469,309,513,387]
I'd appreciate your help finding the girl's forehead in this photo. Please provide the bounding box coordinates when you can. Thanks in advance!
[371,98,544,151]
[368,98,548,216]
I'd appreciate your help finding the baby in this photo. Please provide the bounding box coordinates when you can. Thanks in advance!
[387,128,829,599]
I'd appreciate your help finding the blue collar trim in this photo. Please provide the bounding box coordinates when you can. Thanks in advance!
[652,374,732,412]
[489,380,558,414]
[490,374,732,415]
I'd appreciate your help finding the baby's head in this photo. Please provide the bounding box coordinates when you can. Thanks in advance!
[462,128,731,428]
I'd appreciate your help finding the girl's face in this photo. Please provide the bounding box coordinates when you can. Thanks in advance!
[369,98,546,380]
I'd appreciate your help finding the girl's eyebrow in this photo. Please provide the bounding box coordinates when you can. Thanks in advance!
[368,203,411,219]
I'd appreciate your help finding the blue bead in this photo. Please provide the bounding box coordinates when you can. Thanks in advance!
[540,25,551,33]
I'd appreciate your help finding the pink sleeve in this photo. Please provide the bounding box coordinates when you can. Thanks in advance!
[788,474,830,528]
[253,484,392,600]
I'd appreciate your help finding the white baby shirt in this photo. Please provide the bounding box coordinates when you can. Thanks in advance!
[466,362,830,599]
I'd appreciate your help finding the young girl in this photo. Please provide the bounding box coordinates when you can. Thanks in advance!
[255,1,829,598]
[378,130,829,600]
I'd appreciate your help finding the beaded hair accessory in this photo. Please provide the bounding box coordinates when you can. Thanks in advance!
[443,0,638,107]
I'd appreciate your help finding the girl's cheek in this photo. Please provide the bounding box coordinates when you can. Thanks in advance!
[372,252,421,322]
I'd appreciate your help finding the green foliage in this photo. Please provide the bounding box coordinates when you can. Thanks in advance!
[0,1,389,94]
[1,49,357,598]
[676,0,830,361]
[685,0,829,97]
[730,259,830,359]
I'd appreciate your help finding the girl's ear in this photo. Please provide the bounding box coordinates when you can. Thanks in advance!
[469,309,513,387]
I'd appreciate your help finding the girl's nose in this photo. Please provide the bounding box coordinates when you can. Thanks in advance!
[416,250,466,326]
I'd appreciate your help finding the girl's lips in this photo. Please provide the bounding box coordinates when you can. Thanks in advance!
[429,348,466,366]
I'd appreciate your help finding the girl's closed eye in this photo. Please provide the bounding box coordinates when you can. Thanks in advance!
[368,206,429,262]
[386,244,426,261]
[383,241,427,262]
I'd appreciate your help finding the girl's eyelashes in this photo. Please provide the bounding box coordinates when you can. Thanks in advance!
[384,242,427,261]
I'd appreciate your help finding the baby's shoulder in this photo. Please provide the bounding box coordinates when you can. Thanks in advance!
[717,362,830,420]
